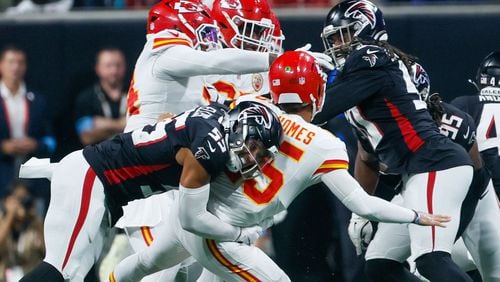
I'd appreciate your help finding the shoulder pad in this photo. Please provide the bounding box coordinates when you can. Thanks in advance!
[343,45,391,73]
[149,29,194,52]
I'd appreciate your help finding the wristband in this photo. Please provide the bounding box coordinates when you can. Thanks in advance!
[412,210,420,225]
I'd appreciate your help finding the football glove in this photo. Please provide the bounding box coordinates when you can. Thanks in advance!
[348,213,373,256]
[236,225,265,245]
[295,43,334,71]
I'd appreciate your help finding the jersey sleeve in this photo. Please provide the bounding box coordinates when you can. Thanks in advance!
[187,110,229,176]
[310,131,350,183]
[463,112,477,151]
[152,45,270,78]
[312,47,393,124]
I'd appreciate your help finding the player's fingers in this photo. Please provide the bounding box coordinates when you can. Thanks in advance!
[432,214,452,222]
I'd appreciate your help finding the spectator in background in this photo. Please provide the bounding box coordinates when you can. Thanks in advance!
[0,45,56,199]
[74,47,127,146]
[0,181,44,282]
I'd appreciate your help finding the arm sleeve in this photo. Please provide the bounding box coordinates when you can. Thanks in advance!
[178,183,240,241]
[153,45,270,78]
[313,69,389,124]
[321,169,415,223]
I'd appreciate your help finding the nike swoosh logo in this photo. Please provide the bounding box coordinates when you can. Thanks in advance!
[463,127,470,139]
[479,189,488,200]
[366,49,378,54]
[207,141,216,153]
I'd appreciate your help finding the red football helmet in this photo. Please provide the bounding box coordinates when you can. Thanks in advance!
[147,0,221,51]
[212,0,275,52]
[269,11,285,55]
[269,51,326,117]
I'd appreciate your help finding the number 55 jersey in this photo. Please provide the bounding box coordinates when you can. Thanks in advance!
[208,112,349,227]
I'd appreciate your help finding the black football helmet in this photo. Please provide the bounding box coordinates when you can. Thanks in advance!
[321,0,387,69]
[410,62,431,101]
[475,51,500,91]
[226,101,283,179]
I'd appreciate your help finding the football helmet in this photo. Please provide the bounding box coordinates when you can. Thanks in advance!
[475,51,500,91]
[270,11,285,55]
[321,0,387,68]
[212,0,275,52]
[147,0,221,51]
[226,101,283,179]
[269,51,326,118]
[410,62,431,101]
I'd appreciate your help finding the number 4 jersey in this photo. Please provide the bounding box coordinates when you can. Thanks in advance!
[451,91,500,193]
[207,112,349,227]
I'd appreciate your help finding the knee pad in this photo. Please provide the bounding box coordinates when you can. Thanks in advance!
[20,261,64,282]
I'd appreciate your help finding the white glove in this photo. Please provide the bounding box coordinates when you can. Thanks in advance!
[236,225,265,245]
[295,43,334,71]
[348,213,373,256]
[204,84,227,105]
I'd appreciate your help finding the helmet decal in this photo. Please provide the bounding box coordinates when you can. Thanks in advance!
[240,105,272,129]
[414,64,429,87]
[220,0,242,9]
[345,0,377,29]
[174,0,204,12]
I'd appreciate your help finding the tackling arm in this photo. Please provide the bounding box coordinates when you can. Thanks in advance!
[321,169,450,226]
[176,148,241,241]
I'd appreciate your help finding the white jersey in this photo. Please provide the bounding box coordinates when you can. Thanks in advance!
[124,29,270,132]
[208,112,349,227]
[119,32,270,228]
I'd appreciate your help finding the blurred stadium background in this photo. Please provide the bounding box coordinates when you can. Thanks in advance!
[0,1,498,281]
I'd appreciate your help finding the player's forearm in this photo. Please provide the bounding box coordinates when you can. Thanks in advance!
[321,169,415,223]
[178,184,240,241]
[154,46,269,78]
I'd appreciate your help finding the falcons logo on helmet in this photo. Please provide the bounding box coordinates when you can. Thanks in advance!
[345,0,377,29]
[240,105,272,129]
[413,64,429,87]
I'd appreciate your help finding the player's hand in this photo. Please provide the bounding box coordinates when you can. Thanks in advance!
[348,213,373,256]
[204,84,227,105]
[412,210,451,227]
[295,43,334,71]
[236,225,265,245]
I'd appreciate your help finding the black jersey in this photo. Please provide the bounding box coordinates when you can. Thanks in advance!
[451,93,500,193]
[83,104,230,207]
[313,45,471,174]
[439,102,476,152]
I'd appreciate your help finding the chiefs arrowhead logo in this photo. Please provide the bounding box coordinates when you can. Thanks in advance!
[252,73,264,92]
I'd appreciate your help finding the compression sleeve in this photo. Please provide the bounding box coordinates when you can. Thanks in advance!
[321,169,415,223]
[153,45,270,78]
[178,183,240,241]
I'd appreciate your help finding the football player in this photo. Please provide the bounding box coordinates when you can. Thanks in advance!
[124,0,280,132]
[451,51,500,197]
[315,1,474,281]
[352,63,500,282]
[115,1,289,279]
[110,51,451,282]
[19,102,282,282]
